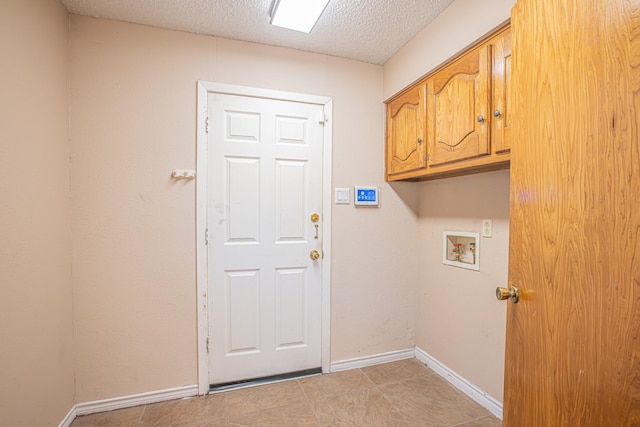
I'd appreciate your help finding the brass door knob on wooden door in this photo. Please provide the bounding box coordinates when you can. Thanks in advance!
[310,250,321,261]
[496,286,519,303]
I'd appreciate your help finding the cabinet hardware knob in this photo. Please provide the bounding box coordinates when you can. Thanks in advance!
[493,110,501,117]
[417,138,423,143]
[477,115,485,123]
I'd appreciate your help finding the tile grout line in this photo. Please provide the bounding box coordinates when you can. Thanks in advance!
[73,361,497,427]
[448,414,496,427]
[360,366,426,426]
[220,392,230,426]
[355,368,407,426]
[136,404,146,427]
[362,360,485,427]
[294,377,322,427]
[225,379,319,425]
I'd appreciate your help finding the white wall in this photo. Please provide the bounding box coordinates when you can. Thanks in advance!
[0,1,515,418]
[383,0,515,402]
[69,16,419,402]
[0,0,75,425]
[384,0,515,100]
[417,171,509,401]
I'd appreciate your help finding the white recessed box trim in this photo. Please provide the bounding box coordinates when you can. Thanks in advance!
[442,231,480,271]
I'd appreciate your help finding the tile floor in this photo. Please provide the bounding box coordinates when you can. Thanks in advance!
[70,359,501,427]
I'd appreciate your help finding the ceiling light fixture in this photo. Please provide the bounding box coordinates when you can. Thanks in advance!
[270,0,331,33]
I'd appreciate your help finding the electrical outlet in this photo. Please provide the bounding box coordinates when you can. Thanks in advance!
[482,219,493,237]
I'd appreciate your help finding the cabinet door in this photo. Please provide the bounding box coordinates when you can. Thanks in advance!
[492,31,512,153]
[427,46,491,166]
[386,84,427,178]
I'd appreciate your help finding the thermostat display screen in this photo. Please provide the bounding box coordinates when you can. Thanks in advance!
[354,186,379,207]
[357,189,376,202]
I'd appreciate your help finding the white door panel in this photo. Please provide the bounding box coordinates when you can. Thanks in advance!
[225,157,260,243]
[207,93,323,385]
[225,269,260,355]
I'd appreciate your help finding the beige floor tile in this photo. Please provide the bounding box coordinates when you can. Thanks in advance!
[298,369,373,401]
[361,359,432,386]
[186,419,231,427]
[453,415,502,427]
[226,380,307,416]
[139,394,227,427]
[228,401,317,426]
[68,363,500,427]
[310,387,406,427]
[71,405,144,427]
[378,375,489,427]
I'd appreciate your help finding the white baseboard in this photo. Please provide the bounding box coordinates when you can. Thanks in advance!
[76,384,199,416]
[59,384,198,426]
[58,406,76,427]
[330,348,415,372]
[414,347,503,420]
[60,349,502,424]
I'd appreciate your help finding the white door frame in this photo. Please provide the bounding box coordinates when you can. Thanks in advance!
[195,81,333,395]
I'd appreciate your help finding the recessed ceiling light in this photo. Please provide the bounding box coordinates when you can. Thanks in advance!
[270,0,331,33]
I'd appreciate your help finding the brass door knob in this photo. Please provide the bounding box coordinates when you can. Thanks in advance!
[310,250,321,261]
[496,286,519,303]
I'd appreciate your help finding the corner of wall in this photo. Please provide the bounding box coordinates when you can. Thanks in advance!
[382,0,514,99]
[0,0,76,425]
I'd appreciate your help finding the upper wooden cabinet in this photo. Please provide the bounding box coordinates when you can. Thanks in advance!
[426,45,491,166]
[385,83,427,178]
[492,30,512,153]
[385,25,512,181]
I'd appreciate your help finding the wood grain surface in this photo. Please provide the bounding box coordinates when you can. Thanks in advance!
[504,0,640,425]
[386,83,427,178]
[427,46,490,166]
[492,31,511,154]
[384,24,512,182]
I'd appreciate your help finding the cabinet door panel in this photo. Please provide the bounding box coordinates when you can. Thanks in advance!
[493,31,512,153]
[428,46,490,166]
[435,77,476,148]
[386,84,426,177]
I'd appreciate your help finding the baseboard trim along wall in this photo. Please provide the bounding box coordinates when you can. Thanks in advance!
[60,349,502,425]
[414,347,503,420]
[59,407,76,427]
[330,348,415,372]
[58,385,199,427]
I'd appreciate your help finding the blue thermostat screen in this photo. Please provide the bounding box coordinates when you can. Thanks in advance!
[357,189,377,202]
[354,186,379,206]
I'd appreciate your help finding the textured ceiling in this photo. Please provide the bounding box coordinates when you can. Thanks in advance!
[59,0,455,65]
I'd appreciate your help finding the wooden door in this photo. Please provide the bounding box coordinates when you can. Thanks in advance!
[492,31,511,154]
[386,83,427,179]
[427,46,490,166]
[207,93,323,385]
[503,0,640,425]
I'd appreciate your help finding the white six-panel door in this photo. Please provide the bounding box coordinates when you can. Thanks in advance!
[207,92,324,385]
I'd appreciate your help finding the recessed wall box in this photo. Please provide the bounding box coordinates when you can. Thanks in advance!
[443,231,480,271]
[354,186,379,207]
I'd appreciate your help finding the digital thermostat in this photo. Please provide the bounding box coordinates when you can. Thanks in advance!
[354,186,380,207]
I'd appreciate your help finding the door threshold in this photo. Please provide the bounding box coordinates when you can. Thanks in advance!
[209,368,322,393]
